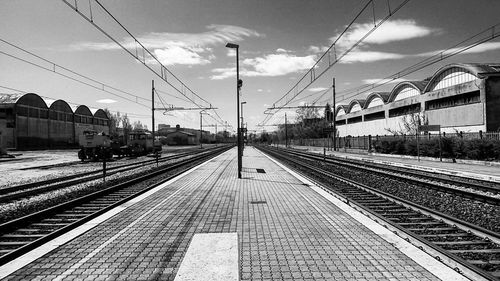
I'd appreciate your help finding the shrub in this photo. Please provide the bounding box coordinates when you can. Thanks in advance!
[372,135,500,161]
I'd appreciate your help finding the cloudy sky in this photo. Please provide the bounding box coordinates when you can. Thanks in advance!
[1,0,500,133]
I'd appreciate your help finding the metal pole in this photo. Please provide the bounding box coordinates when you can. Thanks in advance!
[439,129,442,162]
[200,112,203,149]
[332,77,337,151]
[236,47,241,178]
[285,113,288,148]
[417,128,420,162]
[152,80,158,166]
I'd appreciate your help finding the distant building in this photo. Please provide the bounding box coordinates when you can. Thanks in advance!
[335,63,500,137]
[158,124,170,130]
[0,93,110,149]
[165,125,196,145]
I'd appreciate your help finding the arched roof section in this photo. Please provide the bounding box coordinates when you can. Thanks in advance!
[388,81,425,102]
[74,105,92,117]
[335,105,349,117]
[15,93,48,109]
[347,100,365,114]
[93,109,109,120]
[49,100,73,113]
[423,63,492,93]
[364,92,390,109]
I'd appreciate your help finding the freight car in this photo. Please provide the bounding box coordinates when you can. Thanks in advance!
[78,129,162,161]
[77,130,112,161]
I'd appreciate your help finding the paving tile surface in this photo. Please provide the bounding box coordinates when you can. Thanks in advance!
[4,147,440,280]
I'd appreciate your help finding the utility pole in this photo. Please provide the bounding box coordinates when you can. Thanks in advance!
[332,77,337,151]
[152,80,157,162]
[285,113,288,148]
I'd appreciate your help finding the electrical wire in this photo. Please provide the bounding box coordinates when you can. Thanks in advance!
[0,48,150,109]
[260,0,411,126]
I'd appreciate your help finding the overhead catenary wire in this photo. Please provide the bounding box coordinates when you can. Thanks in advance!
[270,19,500,120]
[260,0,411,126]
[0,38,150,109]
[61,0,228,128]
[336,22,500,102]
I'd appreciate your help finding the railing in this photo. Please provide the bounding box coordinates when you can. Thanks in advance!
[277,130,500,151]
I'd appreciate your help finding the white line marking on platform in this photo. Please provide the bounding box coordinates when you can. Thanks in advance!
[0,152,225,280]
[260,150,471,281]
[174,233,239,281]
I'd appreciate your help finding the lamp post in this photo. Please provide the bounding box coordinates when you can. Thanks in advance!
[226,42,242,178]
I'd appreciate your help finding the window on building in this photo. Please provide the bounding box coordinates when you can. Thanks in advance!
[425,91,480,110]
[364,111,385,121]
[389,104,421,118]
[347,116,362,124]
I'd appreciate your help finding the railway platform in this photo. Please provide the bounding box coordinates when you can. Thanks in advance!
[0,147,469,280]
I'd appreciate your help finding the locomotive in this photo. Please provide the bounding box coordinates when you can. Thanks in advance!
[78,129,162,161]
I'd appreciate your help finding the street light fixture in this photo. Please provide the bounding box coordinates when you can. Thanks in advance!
[225,42,242,178]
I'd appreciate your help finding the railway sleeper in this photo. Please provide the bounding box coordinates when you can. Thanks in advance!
[0,234,45,240]
[407,227,457,233]
[467,260,500,265]
[398,221,444,227]
[30,223,68,228]
[0,241,29,247]
[419,232,474,239]
[74,205,104,210]
[434,240,492,246]
[59,211,94,216]
[15,228,51,234]
[53,213,87,217]
[42,217,78,223]
[449,249,500,254]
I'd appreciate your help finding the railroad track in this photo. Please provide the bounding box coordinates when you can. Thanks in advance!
[258,145,500,281]
[282,147,500,203]
[0,146,225,203]
[0,145,232,265]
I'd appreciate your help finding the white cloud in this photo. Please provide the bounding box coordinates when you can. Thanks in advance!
[210,67,236,80]
[276,48,291,53]
[70,25,262,66]
[154,46,211,66]
[308,87,328,92]
[242,53,317,77]
[341,51,405,63]
[210,53,317,79]
[334,19,437,49]
[227,49,236,57]
[257,89,264,92]
[307,19,438,64]
[96,99,117,104]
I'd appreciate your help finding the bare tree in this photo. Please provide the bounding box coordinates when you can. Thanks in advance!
[386,112,428,135]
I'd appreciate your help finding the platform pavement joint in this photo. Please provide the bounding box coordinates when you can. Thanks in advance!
[1,147,457,280]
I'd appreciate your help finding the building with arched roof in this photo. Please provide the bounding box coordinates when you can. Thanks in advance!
[74,105,95,140]
[48,100,74,146]
[334,63,500,137]
[0,93,110,149]
[91,108,110,135]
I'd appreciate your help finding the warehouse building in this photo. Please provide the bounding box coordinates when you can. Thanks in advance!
[335,63,500,137]
[0,93,110,149]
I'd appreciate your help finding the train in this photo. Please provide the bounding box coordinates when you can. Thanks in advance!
[78,129,162,161]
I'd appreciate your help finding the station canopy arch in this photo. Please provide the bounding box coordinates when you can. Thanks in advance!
[347,99,366,114]
[364,92,390,109]
[388,81,425,102]
[335,105,349,117]
[423,63,495,93]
